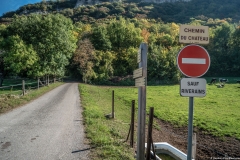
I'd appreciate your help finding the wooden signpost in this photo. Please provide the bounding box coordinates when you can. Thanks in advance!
[133,43,147,160]
[133,68,143,79]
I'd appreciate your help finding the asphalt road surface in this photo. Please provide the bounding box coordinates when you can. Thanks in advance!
[0,83,89,160]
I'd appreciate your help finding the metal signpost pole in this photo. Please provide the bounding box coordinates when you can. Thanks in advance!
[187,97,194,160]
[178,25,210,160]
[137,43,147,160]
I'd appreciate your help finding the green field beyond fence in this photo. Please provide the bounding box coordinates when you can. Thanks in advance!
[115,83,240,139]
[0,79,37,95]
[80,81,240,159]
[0,78,59,96]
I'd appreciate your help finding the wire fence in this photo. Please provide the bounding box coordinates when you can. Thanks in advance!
[103,88,238,159]
[0,78,61,97]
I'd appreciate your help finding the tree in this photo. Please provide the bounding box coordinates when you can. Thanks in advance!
[228,26,240,75]
[0,52,3,86]
[0,24,7,86]
[107,17,142,51]
[74,22,92,40]
[107,17,143,76]
[148,44,181,84]
[3,14,77,78]
[2,35,38,77]
[93,50,114,81]
[206,22,234,76]
[91,25,111,51]
[141,28,150,43]
[0,24,6,75]
[72,39,96,83]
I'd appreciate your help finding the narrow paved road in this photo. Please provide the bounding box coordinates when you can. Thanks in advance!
[0,83,89,160]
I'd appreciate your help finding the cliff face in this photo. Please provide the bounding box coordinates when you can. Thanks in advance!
[141,0,191,3]
[75,0,101,7]
[75,0,190,7]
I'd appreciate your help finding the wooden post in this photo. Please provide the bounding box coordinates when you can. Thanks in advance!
[137,43,148,160]
[146,107,154,160]
[48,75,49,86]
[192,133,197,159]
[38,78,39,90]
[112,90,115,118]
[0,73,3,87]
[22,80,25,96]
[130,100,135,148]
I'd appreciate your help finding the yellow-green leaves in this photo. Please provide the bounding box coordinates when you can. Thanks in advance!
[2,13,77,78]
[3,35,38,76]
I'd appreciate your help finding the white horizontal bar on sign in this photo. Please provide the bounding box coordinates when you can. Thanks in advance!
[182,58,206,64]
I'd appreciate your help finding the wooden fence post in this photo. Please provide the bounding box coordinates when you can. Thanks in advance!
[48,75,49,86]
[146,107,154,160]
[22,80,25,96]
[38,78,39,90]
[130,100,135,148]
[112,90,115,118]
[192,133,197,159]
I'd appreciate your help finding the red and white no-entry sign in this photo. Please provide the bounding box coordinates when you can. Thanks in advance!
[177,44,210,77]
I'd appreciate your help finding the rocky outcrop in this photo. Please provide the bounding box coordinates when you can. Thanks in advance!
[75,0,191,7]
[141,0,191,3]
[75,0,101,7]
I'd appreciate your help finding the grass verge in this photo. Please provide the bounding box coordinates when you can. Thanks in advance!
[79,84,136,160]
[0,82,63,114]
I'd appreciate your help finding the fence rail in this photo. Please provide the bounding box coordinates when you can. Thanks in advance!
[0,78,61,97]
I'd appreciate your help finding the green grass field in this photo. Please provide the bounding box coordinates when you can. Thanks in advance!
[111,83,240,139]
[79,82,240,159]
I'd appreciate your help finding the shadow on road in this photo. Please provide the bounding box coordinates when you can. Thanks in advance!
[72,146,96,153]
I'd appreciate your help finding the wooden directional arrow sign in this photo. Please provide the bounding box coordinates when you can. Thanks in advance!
[133,68,143,79]
[135,77,145,87]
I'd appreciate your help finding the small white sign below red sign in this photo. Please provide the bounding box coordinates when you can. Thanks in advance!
[177,44,210,78]
[180,78,206,97]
